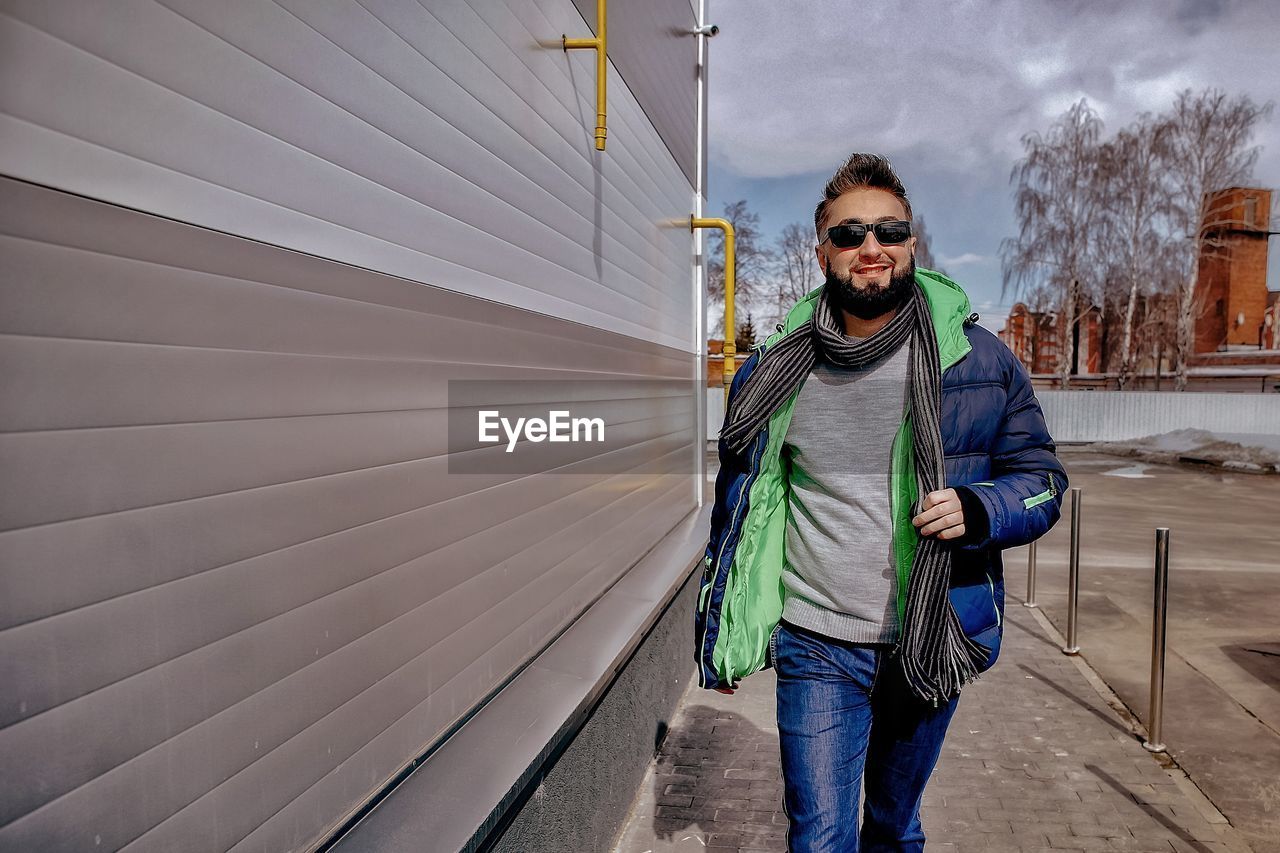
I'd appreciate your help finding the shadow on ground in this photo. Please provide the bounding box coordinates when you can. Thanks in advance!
[618,702,787,852]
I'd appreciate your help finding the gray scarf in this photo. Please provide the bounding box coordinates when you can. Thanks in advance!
[721,283,988,704]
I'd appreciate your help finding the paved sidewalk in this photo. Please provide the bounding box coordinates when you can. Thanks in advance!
[613,603,1253,853]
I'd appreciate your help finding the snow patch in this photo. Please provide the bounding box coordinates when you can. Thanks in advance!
[1093,429,1280,473]
[1102,464,1155,479]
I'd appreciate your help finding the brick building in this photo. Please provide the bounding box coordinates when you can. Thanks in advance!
[998,186,1278,390]
[1195,187,1273,351]
[997,303,1103,377]
[1268,290,1280,350]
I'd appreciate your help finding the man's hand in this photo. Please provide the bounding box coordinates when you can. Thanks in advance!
[912,488,967,540]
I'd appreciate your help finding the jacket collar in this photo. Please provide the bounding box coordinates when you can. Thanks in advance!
[767,268,973,370]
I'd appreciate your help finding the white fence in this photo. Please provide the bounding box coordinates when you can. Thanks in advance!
[707,387,726,442]
[706,389,1280,443]
[1035,391,1280,443]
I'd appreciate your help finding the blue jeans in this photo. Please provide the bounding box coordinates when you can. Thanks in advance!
[773,621,959,853]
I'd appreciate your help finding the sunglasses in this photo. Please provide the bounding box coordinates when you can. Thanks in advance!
[822,220,913,249]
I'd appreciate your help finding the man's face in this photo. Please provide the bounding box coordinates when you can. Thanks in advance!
[815,187,917,294]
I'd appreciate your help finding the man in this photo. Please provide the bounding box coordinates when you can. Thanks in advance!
[694,153,1066,852]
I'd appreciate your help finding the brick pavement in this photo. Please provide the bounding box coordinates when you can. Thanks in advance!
[613,603,1253,853]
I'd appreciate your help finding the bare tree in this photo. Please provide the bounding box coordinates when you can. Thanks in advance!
[1138,285,1180,390]
[1016,284,1057,374]
[1095,260,1127,376]
[1024,283,1056,314]
[1001,99,1106,389]
[912,215,947,277]
[1162,89,1272,390]
[735,312,759,351]
[765,222,820,328]
[1095,116,1175,389]
[706,200,775,318]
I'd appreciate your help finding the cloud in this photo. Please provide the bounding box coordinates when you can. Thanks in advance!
[973,300,1014,334]
[1123,69,1197,113]
[707,0,1278,181]
[706,0,1280,316]
[1017,55,1068,87]
[1038,91,1109,122]
[941,253,986,267]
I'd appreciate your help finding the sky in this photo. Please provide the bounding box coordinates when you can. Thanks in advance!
[704,0,1280,334]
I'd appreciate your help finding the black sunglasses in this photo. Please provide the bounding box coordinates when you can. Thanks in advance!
[822,220,913,249]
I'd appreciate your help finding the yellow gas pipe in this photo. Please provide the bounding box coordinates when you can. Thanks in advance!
[562,0,608,150]
[690,216,737,402]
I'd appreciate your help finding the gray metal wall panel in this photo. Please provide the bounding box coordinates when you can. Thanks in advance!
[0,0,702,846]
[569,0,698,183]
[0,335,691,433]
[0,178,687,532]
[165,489,690,853]
[0,0,696,350]
[2,477,690,851]
[0,164,695,853]
[2,431,689,725]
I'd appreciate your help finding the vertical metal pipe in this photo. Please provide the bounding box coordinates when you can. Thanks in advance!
[1144,528,1171,753]
[592,0,607,150]
[690,217,737,403]
[1062,487,1082,655]
[1023,540,1038,608]
[720,225,737,403]
[561,0,608,149]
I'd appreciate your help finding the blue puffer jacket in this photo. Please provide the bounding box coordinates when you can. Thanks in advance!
[695,272,1067,690]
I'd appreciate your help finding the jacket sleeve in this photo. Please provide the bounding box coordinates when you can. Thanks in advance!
[954,352,1067,551]
[696,351,763,689]
[704,350,762,565]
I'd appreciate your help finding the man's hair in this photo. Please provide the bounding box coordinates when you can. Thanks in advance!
[814,153,913,238]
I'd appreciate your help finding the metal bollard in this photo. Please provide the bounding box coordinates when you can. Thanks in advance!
[1023,540,1038,608]
[1062,488,1082,655]
[1143,528,1171,753]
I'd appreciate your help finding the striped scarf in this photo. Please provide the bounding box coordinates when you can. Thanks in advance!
[721,283,989,704]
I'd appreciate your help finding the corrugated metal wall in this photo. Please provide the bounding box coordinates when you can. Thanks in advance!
[0,1,700,851]
[0,0,696,348]
[1036,391,1280,443]
[570,0,698,184]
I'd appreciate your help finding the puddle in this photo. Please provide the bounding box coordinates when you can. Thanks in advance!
[1101,464,1155,479]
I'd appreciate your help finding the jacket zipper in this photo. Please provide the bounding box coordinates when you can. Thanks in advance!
[698,430,766,687]
[986,574,1002,628]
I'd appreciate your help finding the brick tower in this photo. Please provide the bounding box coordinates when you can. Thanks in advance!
[1195,187,1272,352]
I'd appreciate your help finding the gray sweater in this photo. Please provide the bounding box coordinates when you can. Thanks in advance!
[780,340,910,643]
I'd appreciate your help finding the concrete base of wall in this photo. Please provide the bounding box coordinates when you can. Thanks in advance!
[488,574,698,853]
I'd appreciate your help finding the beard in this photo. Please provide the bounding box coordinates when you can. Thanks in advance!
[825,257,916,321]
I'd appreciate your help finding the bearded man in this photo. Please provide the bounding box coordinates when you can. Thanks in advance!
[695,153,1067,852]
